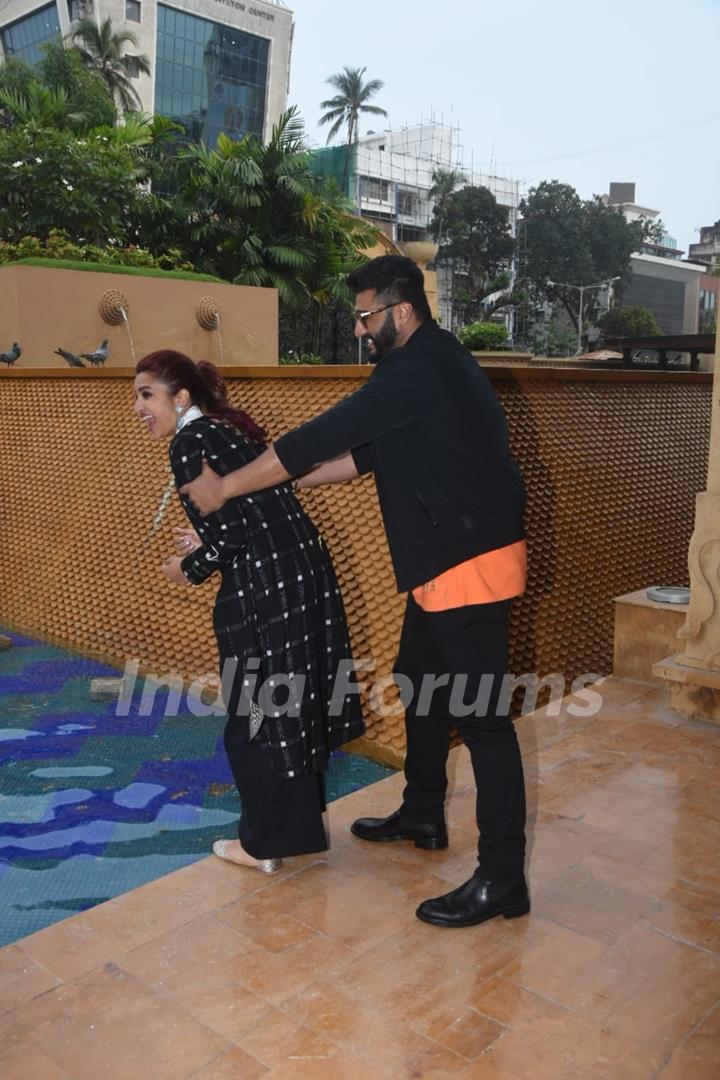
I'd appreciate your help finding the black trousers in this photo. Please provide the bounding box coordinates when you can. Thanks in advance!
[223,714,328,861]
[395,595,526,882]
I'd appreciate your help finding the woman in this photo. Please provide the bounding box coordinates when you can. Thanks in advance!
[133,350,364,874]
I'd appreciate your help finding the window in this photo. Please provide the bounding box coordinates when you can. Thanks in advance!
[69,0,94,19]
[154,4,269,146]
[125,56,141,78]
[397,190,418,216]
[1,4,61,66]
[359,176,389,202]
[125,0,141,23]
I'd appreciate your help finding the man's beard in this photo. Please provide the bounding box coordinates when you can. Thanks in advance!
[366,309,399,359]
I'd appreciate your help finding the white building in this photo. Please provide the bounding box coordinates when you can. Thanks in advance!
[312,123,520,329]
[602,183,705,334]
[0,0,294,144]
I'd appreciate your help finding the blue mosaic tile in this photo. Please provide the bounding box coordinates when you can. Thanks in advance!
[0,628,395,946]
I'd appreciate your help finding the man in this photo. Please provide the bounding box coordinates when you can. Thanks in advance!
[183,255,529,927]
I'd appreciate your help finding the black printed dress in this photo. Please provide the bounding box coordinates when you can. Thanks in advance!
[169,415,364,859]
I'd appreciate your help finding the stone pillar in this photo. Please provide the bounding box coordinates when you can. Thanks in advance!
[653,320,720,721]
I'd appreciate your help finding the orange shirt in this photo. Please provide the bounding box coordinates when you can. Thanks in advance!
[412,540,527,612]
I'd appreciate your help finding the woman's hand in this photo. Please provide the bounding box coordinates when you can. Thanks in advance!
[172,526,201,555]
[161,555,190,586]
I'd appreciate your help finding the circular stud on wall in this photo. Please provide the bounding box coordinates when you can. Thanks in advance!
[196,296,221,331]
[99,290,129,325]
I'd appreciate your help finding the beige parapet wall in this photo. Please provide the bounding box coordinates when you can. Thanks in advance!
[0,365,711,767]
[0,266,278,368]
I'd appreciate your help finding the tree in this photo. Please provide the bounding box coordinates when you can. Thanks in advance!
[519,180,652,340]
[436,184,515,322]
[72,16,150,113]
[176,108,378,306]
[428,167,465,247]
[318,66,387,192]
[0,125,145,245]
[598,305,661,338]
[0,83,86,132]
[38,38,116,131]
[0,45,115,133]
[0,58,35,106]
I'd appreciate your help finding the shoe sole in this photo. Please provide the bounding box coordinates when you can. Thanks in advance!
[350,825,448,850]
[415,898,530,927]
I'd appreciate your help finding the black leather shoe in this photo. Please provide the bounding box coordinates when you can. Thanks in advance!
[416,871,530,927]
[350,809,448,850]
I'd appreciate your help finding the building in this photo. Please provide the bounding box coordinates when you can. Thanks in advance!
[0,0,294,145]
[606,181,683,260]
[604,182,706,335]
[623,253,705,335]
[311,123,520,329]
[698,272,719,334]
[689,221,720,270]
[313,123,519,247]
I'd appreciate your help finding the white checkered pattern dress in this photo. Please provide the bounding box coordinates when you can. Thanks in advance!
[170,417,364,778]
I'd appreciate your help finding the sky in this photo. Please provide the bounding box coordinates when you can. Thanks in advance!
[287,0,720,254]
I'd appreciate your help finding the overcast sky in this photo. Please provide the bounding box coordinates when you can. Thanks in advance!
[287,0,720,254]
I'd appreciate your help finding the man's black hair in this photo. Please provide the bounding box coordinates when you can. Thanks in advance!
[347,255,432,322]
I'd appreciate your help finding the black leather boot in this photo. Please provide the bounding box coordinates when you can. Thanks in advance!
[416,871,530,927]
[351,808,448,850]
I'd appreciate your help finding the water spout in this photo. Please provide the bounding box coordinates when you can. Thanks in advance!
[214,312,225,366]
[119,307,136,364]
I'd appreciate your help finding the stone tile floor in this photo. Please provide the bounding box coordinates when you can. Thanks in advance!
[0,676,718,1078]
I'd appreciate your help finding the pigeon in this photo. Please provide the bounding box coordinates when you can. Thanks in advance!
[55,347,85,367]
[80,339,109,366]
[0,342,20,366]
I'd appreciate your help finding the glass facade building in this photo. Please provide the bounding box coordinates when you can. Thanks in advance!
[154,4,269,147]
[1,3,61,66]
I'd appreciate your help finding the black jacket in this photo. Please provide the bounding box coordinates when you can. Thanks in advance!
[274,320,526,592]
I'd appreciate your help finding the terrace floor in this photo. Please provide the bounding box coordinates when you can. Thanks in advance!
[1,676,719,1079]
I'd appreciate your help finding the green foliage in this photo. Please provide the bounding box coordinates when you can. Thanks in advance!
[0,83,87,133]
[0,125,144,245]
[175,108,378,308]
[0,58,35,99]
[518,180,649,338]
[456,321,508,350]
[8,256,222,282]
[319,66,387,146]
[0,81,377,314]
[72,16,150,114]
[0,229,197,274]
[530,316,578,358]
[319,66,387,193]
[428,167,465,246]
[38,39,116,131]
[438,186,515,285]
[598,305,662,338]
[434,185,515,323]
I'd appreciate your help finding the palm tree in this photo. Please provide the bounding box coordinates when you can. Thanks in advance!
[429,167,465,250]
[319,66,387,193]
[0,83,86,132]
[72,16,150,113]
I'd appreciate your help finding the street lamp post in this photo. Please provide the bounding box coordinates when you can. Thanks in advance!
[547,276,621,354]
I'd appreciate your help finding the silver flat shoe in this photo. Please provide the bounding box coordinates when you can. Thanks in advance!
[212,839,282,875]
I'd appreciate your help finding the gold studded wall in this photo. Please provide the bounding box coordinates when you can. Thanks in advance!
[0,367,711,767]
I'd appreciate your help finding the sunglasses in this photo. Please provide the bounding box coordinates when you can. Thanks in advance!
[352,302,400,328]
